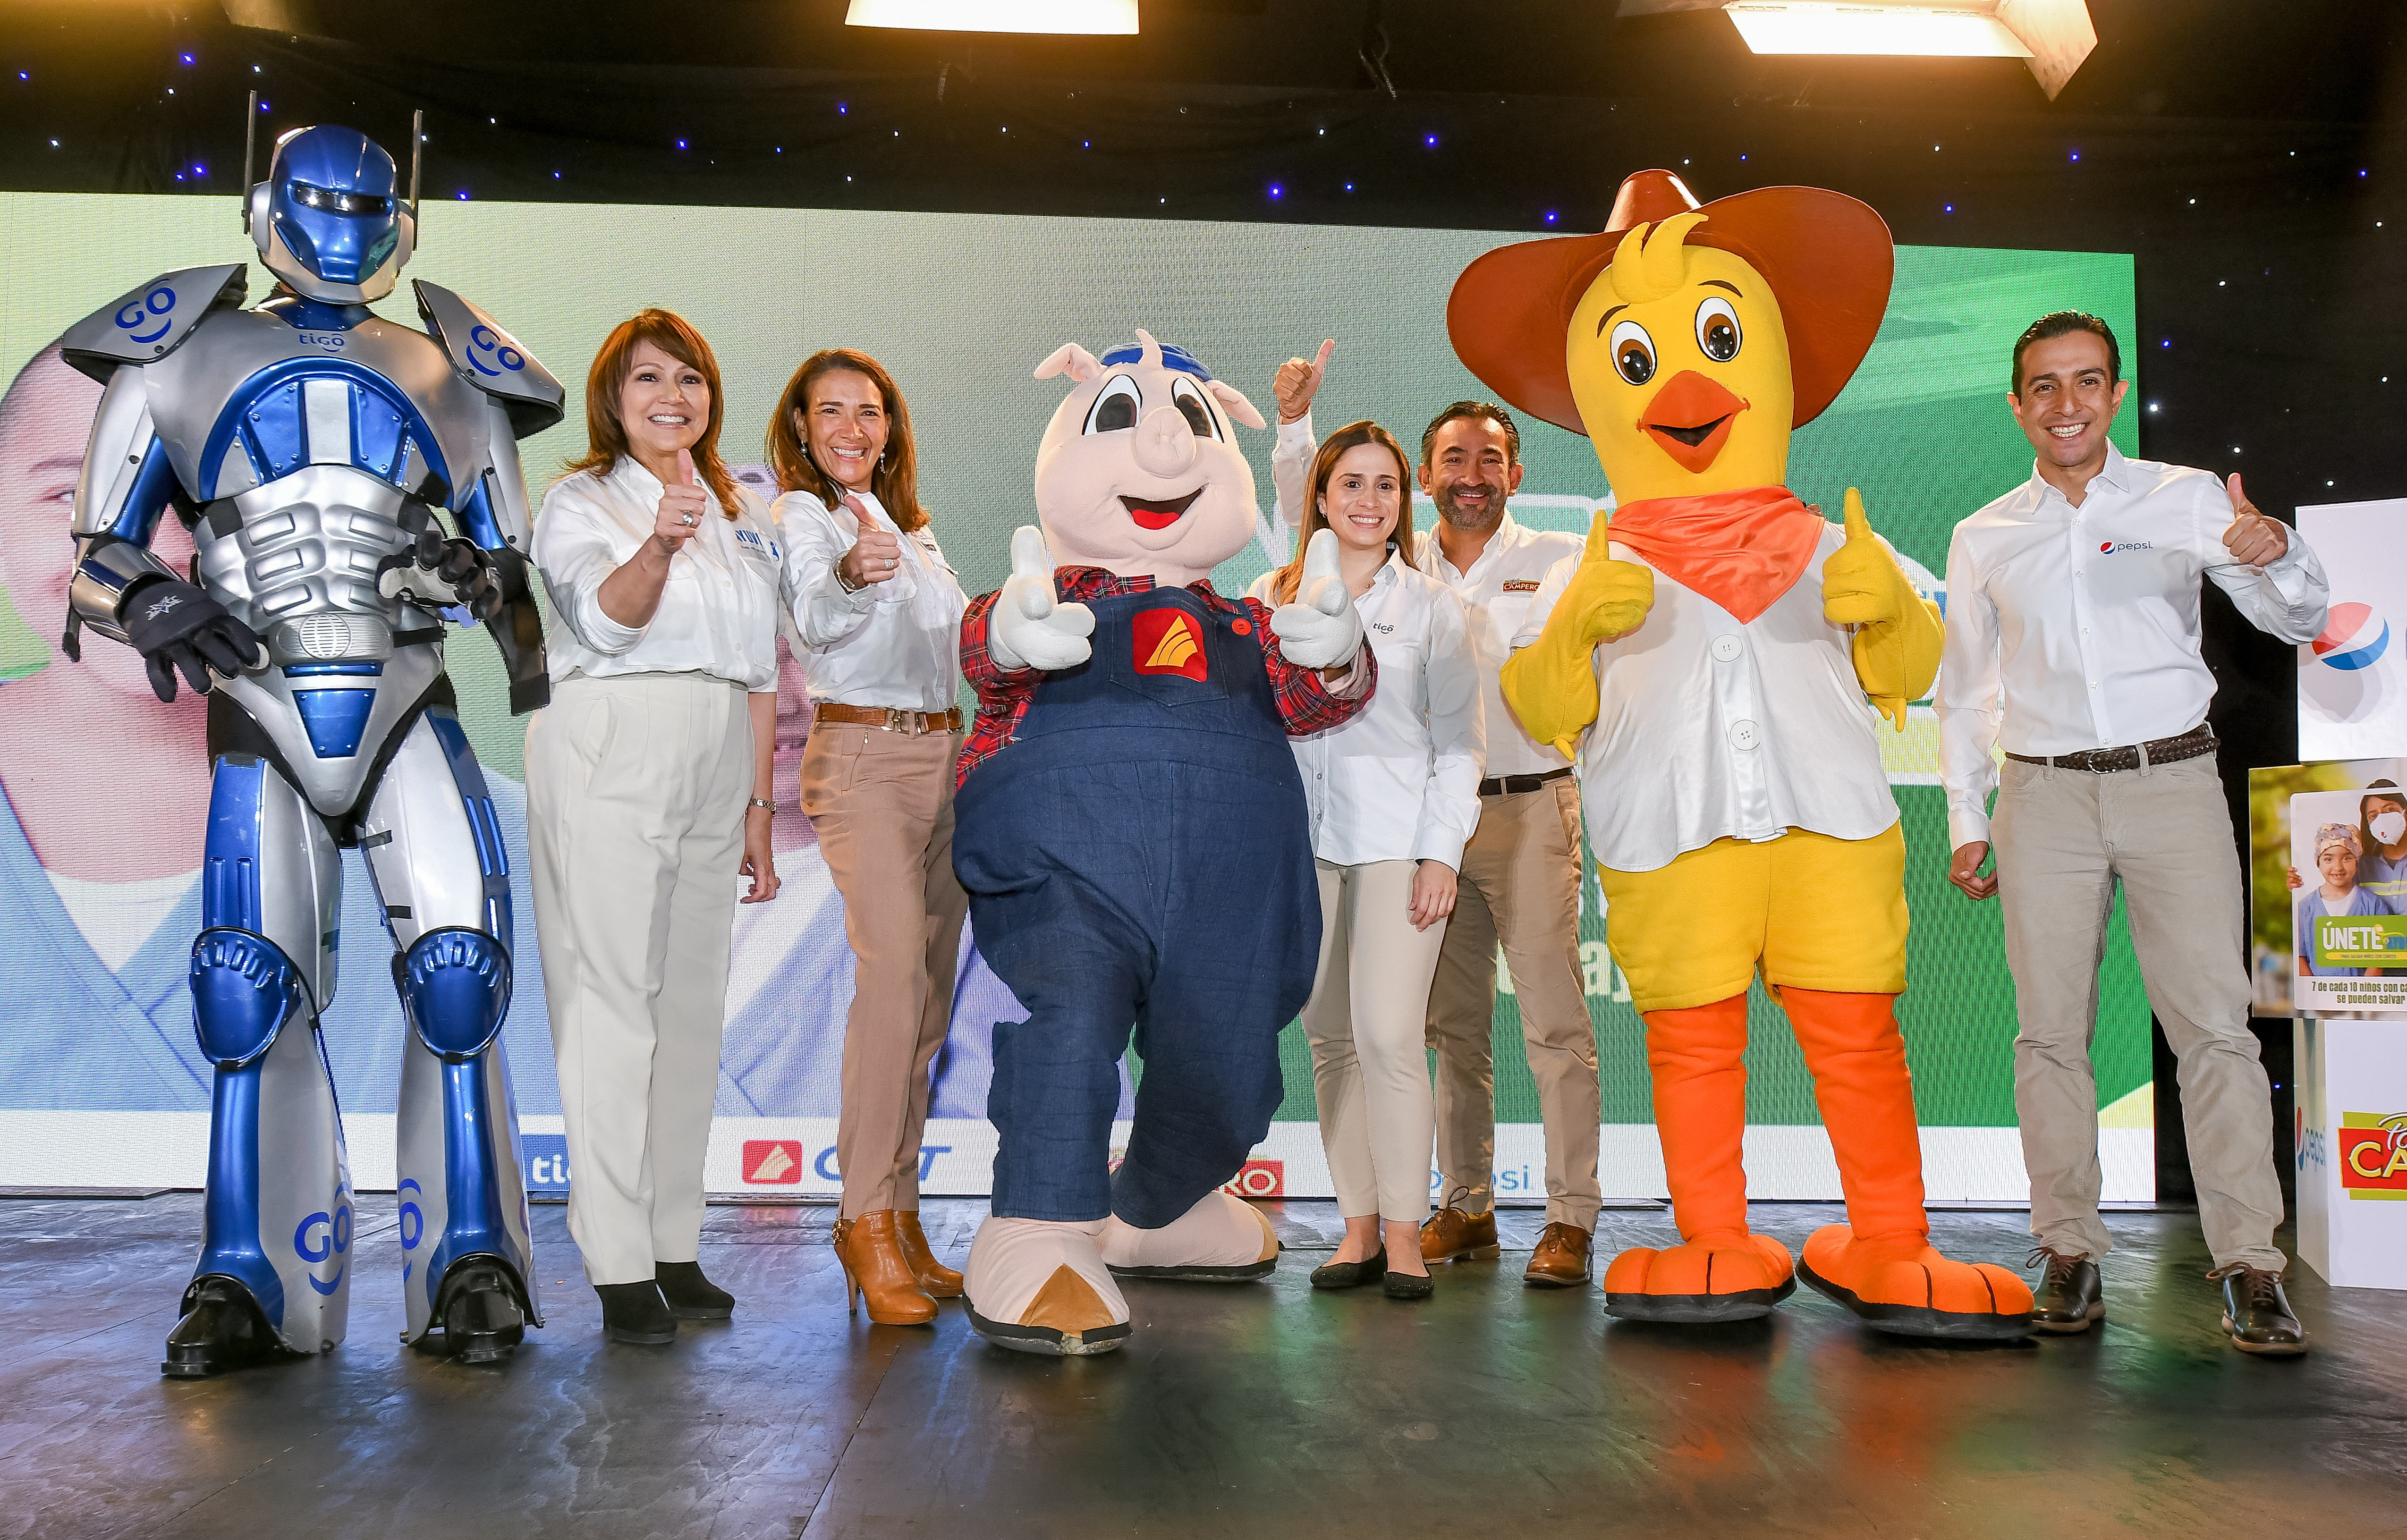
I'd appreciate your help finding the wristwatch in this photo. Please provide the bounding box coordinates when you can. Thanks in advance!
[834,556,867,595]
[747,797,776,812]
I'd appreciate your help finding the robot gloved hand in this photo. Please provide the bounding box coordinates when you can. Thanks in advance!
[379,525,506,622]
[121,577,264,703]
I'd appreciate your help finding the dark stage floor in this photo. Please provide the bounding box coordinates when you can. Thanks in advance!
[5,1194,2403,1538]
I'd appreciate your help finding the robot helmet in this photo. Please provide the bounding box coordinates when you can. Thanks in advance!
[247,125,415,304]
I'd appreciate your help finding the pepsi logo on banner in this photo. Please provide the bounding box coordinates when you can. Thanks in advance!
[2314,601,2390,673]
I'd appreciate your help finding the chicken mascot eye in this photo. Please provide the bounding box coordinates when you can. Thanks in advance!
[1170,374,1222,440]
[1085,373,1141,434]
[1695,296,1742,363]
[1609,319,1657,386]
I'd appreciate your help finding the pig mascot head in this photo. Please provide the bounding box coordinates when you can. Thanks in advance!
[1032,329,1267,586]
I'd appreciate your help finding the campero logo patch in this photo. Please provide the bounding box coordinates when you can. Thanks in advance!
[742,1138,803,1184]
[2313,913,2407,969]
[1132,607,1208,681]
[2339,1113,2407,1200]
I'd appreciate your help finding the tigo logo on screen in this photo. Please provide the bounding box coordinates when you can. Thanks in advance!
[742,1139,804,1185]
[2314,601,2390,672]
[2339,1112,2407,1200]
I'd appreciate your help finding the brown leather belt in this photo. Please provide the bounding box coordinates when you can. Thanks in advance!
[1479,767,1575,797]
[814,702,963,736]
[2004,723,2216,774]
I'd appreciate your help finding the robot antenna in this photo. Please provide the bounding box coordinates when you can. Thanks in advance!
[409,109,423,218]
[242,89,258,232]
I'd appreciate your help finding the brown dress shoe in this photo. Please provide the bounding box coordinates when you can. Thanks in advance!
[831,1210,938,1326]
[897,1211,964,1297]
[1523,1221,1593,1287]
[1419,1205,1501,1263]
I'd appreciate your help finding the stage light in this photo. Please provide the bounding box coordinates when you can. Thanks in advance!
[1621,0,2095,99]
[844,0,1138,34]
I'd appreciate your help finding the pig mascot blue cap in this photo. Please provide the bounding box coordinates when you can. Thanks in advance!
[949,330,1376,1354]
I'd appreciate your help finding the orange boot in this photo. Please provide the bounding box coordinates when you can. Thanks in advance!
[1604,993,1797,1323]
[1781,988,2033,1339]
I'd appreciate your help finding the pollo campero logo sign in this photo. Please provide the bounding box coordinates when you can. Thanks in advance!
[2339,1113,2407,1200]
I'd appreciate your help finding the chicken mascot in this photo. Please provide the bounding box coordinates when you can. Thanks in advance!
[951,330,1375,1354]
[1458,171,2033,1338]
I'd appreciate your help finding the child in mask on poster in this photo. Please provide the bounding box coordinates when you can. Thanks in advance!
[2286,780,2407,909]
[2294,822,2396,980]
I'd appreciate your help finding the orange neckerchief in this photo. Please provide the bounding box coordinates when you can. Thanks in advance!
[1605,485,1826,624]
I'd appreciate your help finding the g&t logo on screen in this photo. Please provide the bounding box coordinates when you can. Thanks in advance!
[1221,1159,1284,1198]
[742,1139,804,1185]
[2312,913,2407,969]
[2339,1113,2407,1200]
[2313,601,2390,672]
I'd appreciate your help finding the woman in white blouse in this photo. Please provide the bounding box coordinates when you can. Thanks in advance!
[766,348,969,1328]
[526,310,785,1347]
[1248,421,1484,1300]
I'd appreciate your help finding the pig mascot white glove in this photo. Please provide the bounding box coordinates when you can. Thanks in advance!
[987,525,1097,672]
[1267,527,1365,669]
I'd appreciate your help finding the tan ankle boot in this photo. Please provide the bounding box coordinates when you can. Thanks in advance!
[832,1210,938,1325]
[897,1211,964,1297]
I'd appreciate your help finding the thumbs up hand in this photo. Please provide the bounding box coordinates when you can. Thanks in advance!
[1273,339,1335,425]
[1821,488,1904,628]
[650,447,712,557]
[987,525,1094,672]
[1270,527,1366,668]
[2221,473,2289,568]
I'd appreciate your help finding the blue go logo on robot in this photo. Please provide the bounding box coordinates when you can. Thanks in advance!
[523,1133,572,1192]
[292,1197,352,1296]
[466,323,526,378]
[112,285,177,345]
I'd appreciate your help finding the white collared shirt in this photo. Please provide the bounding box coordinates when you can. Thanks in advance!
[532,457,786,690]
[1936,445,2330,847]
[1272,412,1585,780]
[1517,525,1901,873]
[773,488,966,714]
[1248,553,1485,869]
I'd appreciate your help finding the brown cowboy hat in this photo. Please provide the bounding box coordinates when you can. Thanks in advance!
[1447,169,1894,436]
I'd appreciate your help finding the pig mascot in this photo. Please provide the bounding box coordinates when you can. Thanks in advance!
[951,331,1375,1354]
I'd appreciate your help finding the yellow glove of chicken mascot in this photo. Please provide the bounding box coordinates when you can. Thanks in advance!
[1456,170,2032,1338]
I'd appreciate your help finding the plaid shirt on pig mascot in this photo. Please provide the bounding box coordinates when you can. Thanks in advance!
[951,331,1376,1355]
[1458,172,2034,1338]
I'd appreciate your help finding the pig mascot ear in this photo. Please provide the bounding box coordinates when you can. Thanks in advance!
[1207,380,1267,432]
[1034,343,1105,383]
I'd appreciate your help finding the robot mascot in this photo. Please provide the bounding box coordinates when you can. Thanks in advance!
[58,121,560,1375]
[1458,171,2034,1338]
[950,331,1373,1354]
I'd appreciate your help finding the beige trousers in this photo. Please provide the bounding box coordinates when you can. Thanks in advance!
[801,724,968,1220]
[526,671,754,1286]
[1991,751,2287,1271]
[1304,859,1447,1223]
[1424,778,1602,1227]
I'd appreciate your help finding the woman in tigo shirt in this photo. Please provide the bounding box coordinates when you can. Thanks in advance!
[1249,420,1485,1300]
[527,310,786,1346]
[768,348,970,1327]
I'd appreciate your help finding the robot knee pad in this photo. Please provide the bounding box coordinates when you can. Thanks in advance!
[398,926,512,1061]
[189,928,308,1069]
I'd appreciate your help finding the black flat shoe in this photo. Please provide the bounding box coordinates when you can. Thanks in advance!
[597,1281,677,1345]
[2212,1265,2307,1356]
[2028,1247,2105,1335]
[161,1275,280,1378]
[656,1260,734,1320]
[1383,1268,1435,1301]
[1310,1247,1388,1290]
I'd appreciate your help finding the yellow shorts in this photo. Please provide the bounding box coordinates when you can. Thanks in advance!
[1599,824,1909,1014]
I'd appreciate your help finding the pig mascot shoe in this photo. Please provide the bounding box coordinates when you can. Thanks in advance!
[953,331,1373,1355]
[1455,173,2032,1340]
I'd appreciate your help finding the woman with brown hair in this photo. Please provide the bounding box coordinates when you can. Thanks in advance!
[1247,421,1483,1299]
[527,310,787,1346]
[766,348,969,1327]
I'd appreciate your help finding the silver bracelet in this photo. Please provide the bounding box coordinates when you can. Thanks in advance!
[747,797,775,812]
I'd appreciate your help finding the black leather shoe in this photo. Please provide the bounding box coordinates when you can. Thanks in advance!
[656,1260,734,1320]
[2211,1265,2307,1356]
[2027,1247,2104,1334]
[597,1281,677,1345]
[1383,1268,1435,1301]
[161,1275,280,1378]
[435,1259,527,1363]
[1309,1247,1388,1290]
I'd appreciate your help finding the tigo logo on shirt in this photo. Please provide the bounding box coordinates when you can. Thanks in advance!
[1133,608,1209,681]
[742,1139,803,1184]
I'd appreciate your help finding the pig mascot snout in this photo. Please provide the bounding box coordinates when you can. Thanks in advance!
[951,330,1376,1354]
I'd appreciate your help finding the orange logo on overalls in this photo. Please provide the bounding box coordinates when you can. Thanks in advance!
[1132,608,1209,681]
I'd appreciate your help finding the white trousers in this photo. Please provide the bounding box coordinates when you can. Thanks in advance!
[526,671,753,1286]
[1303,859,1447,1223]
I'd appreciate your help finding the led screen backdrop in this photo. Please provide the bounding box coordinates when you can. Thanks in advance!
[0,191,2147,1202]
